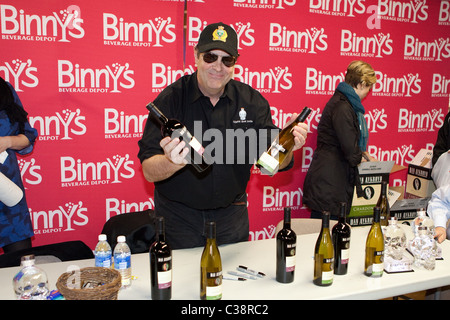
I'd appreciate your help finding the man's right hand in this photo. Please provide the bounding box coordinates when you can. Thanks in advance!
[160,136,189,166]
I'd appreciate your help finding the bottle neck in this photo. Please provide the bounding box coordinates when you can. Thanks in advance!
[283,207,291,229]
[205,222,217,244]
[322,212,330,229]
[373,209,381,224]
[338,203,347,222]
[156,217,166,242]
[147,102,168,125]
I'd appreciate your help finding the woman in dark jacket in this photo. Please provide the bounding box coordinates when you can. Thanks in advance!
[0,77,38,253]
[303,61,377,219]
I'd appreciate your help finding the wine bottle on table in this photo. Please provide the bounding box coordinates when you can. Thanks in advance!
[376,181,390,227]
[256,106,311,176]
[146,102,210,173]
[150,216,172,300]
[332,202,351,275]
[200,221,222,300]
[276,207,297,283]
[364,206,385,277]
[313,211,334,286]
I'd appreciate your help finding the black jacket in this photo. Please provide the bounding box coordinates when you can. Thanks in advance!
[303,90,362,217]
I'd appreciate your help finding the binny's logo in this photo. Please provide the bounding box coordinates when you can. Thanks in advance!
[104,108,148,139]
[29,108,87,142]
[60,154,135,187]
[269,23,328,53]
[249,224,277,241]
[432,73,450,97]
[439,0,450,26]
[188,17,255,50]
[404,35,450,62]
[58,60,135,93]
[151,63,196,91]
[0,4,84,42]
[18,158,42,186]
[364,108,388,133]
[377,0,429,23]
[309,0,366,17]
[30,201,89,233]
[270,105,320,133]
[305,67,345,95]
[340,30,393,58]
[0,59,38,92]
[234,65,293,93]
[105,197,155,220]
[398,108,445,133]
[103,14,176,47]
[372,71,421,97]
[368,144,415,167]
[262,186,303,210]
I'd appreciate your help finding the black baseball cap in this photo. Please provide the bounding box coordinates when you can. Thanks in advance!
[196,22,239,57]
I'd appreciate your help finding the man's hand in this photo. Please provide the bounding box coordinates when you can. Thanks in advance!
[160,136,189,166]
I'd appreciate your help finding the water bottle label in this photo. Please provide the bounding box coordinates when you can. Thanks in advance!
[114,253,131,269]
[95,254,112,268]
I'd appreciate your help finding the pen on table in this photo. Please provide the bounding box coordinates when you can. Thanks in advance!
[227,271,258,280]
[237,265,266,278]
[223,275,247,281]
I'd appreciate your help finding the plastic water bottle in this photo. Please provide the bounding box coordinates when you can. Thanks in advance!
[12,255,49,300]
[114,235,131,288]
[94,234,112,268]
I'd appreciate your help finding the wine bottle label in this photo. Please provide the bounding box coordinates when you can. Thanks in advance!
[188,136,205,156]
[257,151,279,174]
[157,270,172,289]
[285,255,296,272]
[206,271,222,300]
[206,285,222,300]
[371,263,384,276]
[340,249,350,264]
[321,270,333,284]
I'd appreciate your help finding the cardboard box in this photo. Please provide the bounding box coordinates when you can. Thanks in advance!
[406,149,436,198]
[347,161,395,226]
[390,197,430,221]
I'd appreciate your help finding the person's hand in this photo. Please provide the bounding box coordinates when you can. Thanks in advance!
[435,226,447,244]
[160,136,189,166]
[284,113,308,151]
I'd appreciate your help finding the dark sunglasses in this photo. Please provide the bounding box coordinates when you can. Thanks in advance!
[202,52,237,67]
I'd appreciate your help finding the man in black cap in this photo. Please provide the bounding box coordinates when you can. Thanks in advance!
[138,22,308,249]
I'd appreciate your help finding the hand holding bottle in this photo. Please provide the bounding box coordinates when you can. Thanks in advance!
[160,136,189,167]
[282,113,308,152]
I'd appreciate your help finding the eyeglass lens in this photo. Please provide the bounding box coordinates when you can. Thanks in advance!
[202,52,236,67]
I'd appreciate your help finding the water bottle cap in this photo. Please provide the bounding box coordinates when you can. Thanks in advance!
[117,235,126,243]
[98,234,107,241]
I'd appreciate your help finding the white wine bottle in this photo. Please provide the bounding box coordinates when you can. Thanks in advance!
[313,211,334,286]
[276,207,297,283]
[376,181,389,227]
[200,221,222,300]
[146,102,210,172]
[364,206,384,277]
[256,106,311,175]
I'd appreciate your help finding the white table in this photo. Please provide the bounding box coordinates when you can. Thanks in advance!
[1,224,449,300]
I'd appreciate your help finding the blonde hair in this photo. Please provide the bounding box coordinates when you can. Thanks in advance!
[345,60,377,88]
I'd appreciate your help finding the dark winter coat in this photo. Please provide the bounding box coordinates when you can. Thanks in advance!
[303,90,363,217]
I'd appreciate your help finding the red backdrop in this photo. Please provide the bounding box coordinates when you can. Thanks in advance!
[1,0,449,249]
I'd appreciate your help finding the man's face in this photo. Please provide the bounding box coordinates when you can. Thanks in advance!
[195,49,235,99]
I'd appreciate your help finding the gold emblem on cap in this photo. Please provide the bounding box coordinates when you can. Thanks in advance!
[212,26,228,42]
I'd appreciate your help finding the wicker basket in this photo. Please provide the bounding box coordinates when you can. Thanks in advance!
[56,267,122,300]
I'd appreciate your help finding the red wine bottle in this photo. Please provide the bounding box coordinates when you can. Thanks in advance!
[146,102,210,172]
[150,216,172,300]
[276,207,297,283]
[332,202,351,275]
